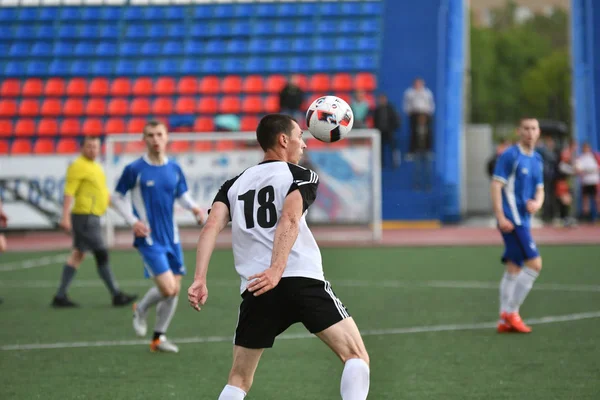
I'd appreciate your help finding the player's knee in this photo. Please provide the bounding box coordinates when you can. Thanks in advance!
[68,250,85,267]
[528,257,542,273]
[93,249,109,268]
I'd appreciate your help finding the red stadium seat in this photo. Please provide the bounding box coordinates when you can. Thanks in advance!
[66,78,87,97]
[169,141,190,153]
[63,99,84,117]
[194,117,214,133]
[221,76,243,94]
[240,116,260,132]
[124,141,145,153]
[130,98,151,116]
[0,140,8,154]
[126,118,146,133]
[242,75,265,94]
[133,77,153,96]
[110,77,132,97]
[21,78,43,97]
[15,119,36,136]
[151,97,173,115]
[198,76,220,95]
[37,119,58,136]
[309,74,330,92]
[332,73,353,92]
[18,99,39,117]
[193,140,212,152]
[0,100,17,117]
[241,96,264,114]
[82,118,104,135]
[56,139,79,153]
[11,139,32,154]
[33,138,55,154]
[355,73,376,91]
[44,78,66,97]
[219,96,241,114]
[293,75,309,91]
[197,97,218,114]
[264,95,279,113]
[154,77,176,96]
[0,120,12,137]
[108,98,129,116]
[175,97,196,114]
[265,75,286,93]
[59,119,81,136]
[177,77,198,95]
[216,140,235,151]
[41,99,62,117]
[88,77,110,97]
[1,79,20,97]
[85,98,107,116]
[105,118,126,134]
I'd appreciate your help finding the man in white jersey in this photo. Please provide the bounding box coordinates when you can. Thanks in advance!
[188,114,370,400]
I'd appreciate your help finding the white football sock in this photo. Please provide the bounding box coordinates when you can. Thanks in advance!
[499,271,517,316]
[136,286,163,315]
[341,358,370,400]
[154,295,179,334]
[218,385,246,400]
[506,267,539,313]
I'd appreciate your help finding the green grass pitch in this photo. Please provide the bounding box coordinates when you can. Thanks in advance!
[1,245,599,399]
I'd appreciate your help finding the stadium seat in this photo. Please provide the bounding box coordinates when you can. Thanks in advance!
[264,96,280,113]
[22,79,43,97]
[240,116,260,132]
[332,73,353,92]
[63,99,85,117]
[169,141,190,153]
[115,60,136,76]
[177,77,198,95]
[194,117,214,133]
[44,78,66,97]
[56,139,78,153]
[70,60,92,77]
[221,76,243,94]
[242,76,264,94]
[242,96,264,114]
[0,120,12,137]
[265,75,287,93]
[18,99,39,117]
[124,141,146,153]
[219,96,241,114]
[310,74,331,92]
[126,118,146,133]
[0,140,8,154]
[175,97,196,114]
[108,98,129,116]
[59,119,81,136]
[1,79,20,97]
[40,99,62,117]
[89,78,110,97]
[48,60,70,76]
[163,41,184,56]
[197,97,218,114]
[110,78,132,97]
[223,58,245,74]
[137,60,157,75]
[34,138,55,154]
[0,100,17,117]
[82,119,104,135]
[15,119,36,136]
[355,73,377,91]
[37,119,59,136]
[198,76,220,95]
[31,42,52,57]
[154,77,176,96]
[11,139,32,154]
[66,78,87,97]
[152,98,174,115]
[85,99,107,117]
[105,118,126,135]
[130,98,151,116]
[133,78,153,96]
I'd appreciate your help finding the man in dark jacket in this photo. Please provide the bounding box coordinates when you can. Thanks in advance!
[279,75,305,123]
[374,94,401,169]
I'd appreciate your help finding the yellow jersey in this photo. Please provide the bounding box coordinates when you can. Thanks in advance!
[64,155,109,216]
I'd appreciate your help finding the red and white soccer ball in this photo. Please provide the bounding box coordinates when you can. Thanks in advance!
[306,95,354,143]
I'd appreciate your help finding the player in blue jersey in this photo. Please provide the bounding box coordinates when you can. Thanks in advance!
[491,117,544,333]
[111,121,204,352]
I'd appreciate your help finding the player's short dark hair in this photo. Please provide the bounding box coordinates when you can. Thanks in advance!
[81,135,100,145]
[143,120,166,135]
[519,116,538,126]
[256,114,296,151]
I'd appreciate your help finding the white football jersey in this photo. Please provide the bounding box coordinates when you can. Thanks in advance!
[213,160,324,293]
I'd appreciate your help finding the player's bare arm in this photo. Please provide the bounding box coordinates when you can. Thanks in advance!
[60,195,74,232]
[247,189,304,297]
[526,186,545,214]
[490,179,514,232]
[188,201,230,311]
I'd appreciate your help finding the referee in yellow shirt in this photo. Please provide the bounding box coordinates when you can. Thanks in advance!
[52,136,137,308]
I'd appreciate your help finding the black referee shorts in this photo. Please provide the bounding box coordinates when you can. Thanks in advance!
[234,277,350,349]
[71,214,105,252]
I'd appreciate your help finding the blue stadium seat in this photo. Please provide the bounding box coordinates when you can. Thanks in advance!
[296,21,313,35]
[38,7,58,21]
[201,59,222,74]
[140,42,155,57]
[0,27,12,40]
[120,42,140,57]
[124,7,143,21]
[96,42,117,57]
[74,42,95,57]
[49,61,69,76]
[18,7,38,21]
[340,3,356,16]
[181,60,201,75]
[249,39,270,54]
[31,42,52,57]
[167,25,186,39]
[92,61,113,76]
[99,25,119,40]
[126,25,147,39]
[275,22,295,36]
[297,3,318,16]
[360,20,379,33]
[362,2,383,15]
[145,6,164,20]
[355,55,376,70]
[317,21,337,34]
[115,60,136,76]
[100,7,121,21]
[205,40,226,54]
[214,4,235,18]
[15,26,36,40]
[339,21,356,34]
[163,41,184,56]
[54,42,74,57]
[184,41,203,56]
[148,25,163,38]
[4,62,25,77]
[190,24,209,38]
[71,60,92,76]
[336,37,357,52]
[210,23,231,37]
[36,25,55,40]
[234,4,253,18]
[267,58,289,73]
[255,3,277,18]
[81,7,102,21]
[312,57,334,73]
[335,56,356,71]
[58,26,78,40]
[292,38,312,53]
[158,59,179,75]
[319,3,340,17]
[314,38,331,53]
[289,57,311,73]
[165,6,185,20]
[232,22,251,36]
[137,60,157,75]
[193,6,213,19]
[27,61,48,76]
[246,58,267,74]
[223,58,245,74]
[277,3,297,17]
[0,8,17,22]
[252,22,274,36]
[357,37,378,51]
[60,7,81,20]
[80,26,98,40]
[0,43,7,54]
[271,39,292,53]
[227,40,247,54]
[9,43,30,58]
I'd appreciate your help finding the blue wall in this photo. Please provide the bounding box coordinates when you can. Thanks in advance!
[379,0,464,221]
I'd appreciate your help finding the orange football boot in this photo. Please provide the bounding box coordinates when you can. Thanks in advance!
[496,321,515,333]
[502,312,532,333]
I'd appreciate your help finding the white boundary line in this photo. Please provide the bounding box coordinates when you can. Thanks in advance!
[0,254,68,272]
[2,311,599,352]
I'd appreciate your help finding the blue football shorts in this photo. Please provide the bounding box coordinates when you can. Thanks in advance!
[137,243,186,278]
[500,225,540,267]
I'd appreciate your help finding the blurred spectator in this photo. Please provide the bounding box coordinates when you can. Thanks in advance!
[555,146,577,227]
[575,143,599,222]
[279,75,305,122]
[486,138,510,179]
[413,114,433,191]
[536,135,559,223]
[214,114,240,132]
[373,94,401,169]
[351,90,370,129]
[403,78,435,155]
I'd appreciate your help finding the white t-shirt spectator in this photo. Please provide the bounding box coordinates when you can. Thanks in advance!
[576,153,600,186]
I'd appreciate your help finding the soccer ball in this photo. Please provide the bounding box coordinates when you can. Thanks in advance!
[306,96,354,143]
